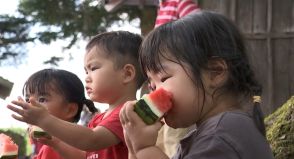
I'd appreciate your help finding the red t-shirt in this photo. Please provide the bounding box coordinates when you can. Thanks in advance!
[86,104,127,159]
[33,145,63,159]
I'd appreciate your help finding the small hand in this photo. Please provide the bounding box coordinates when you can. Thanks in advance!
[27,125,54,146]
[119,101,163,153]
[7,97,49,126]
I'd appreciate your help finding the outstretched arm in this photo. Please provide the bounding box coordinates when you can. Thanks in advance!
[7,97,120,151]
[119,101,169,159]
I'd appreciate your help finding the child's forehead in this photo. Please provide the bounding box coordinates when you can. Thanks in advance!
[85,46,114,61]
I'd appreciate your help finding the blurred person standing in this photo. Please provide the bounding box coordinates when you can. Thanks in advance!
[154,0,200,28]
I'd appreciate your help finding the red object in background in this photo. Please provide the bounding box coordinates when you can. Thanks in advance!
[0,133,19,158]
[29,137,43,156]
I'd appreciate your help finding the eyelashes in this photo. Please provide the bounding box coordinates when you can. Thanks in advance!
[160,77,169,82]
[25,97,47,103]
[148,76,170,91]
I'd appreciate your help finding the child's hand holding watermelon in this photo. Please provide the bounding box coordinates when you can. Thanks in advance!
[120,88,173,154]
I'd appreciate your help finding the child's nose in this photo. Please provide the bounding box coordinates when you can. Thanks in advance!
[85,75,91,83]
[29,96,37,103]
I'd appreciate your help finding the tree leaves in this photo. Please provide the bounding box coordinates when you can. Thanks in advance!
[1,0,147,66]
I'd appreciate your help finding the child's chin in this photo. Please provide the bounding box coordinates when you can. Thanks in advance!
[164,118,178,128]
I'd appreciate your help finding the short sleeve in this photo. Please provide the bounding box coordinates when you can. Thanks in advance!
[99,106,124,142]
[179,135,240,159]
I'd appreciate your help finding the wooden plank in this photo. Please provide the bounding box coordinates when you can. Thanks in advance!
[246,40,271,114]
[292,1,294,32]
[201,0,220,12]
[272,39,293,111]
[266,0,274,113]
[219,0,233,18]
[272,0,294,33]
[247,39,272,114]
[253,0,268,33]
[290,39,294,95]
[236,0,253,33]
[244,32,294,39]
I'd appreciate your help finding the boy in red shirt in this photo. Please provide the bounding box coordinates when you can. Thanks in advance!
[8,31,144,159]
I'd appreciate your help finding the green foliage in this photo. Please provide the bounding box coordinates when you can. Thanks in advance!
[0,15,34,65]
[0,128,31,157]
[265,96,294,159]
[1,0,147,66]
[17,0,143,46]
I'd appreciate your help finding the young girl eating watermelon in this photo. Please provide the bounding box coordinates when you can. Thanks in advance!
[119,11,275,159]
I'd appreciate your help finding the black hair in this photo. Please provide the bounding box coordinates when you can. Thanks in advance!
[23,68,98,123]
[140,11,265,136]
[86,31,145,89]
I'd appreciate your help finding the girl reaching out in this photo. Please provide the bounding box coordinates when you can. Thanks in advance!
[16,68,98,159]
[119,11,275,159]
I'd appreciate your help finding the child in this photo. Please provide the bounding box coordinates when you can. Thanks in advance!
[119,11,275,158]
[22,68,98,159]
[153,0,200,157]
[7,31,145,159]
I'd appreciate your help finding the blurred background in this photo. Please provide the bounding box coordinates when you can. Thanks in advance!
[0,0,293,158]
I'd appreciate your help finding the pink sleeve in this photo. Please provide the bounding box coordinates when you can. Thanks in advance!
[178,0,200,18]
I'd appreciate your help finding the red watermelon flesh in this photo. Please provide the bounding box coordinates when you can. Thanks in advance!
[0,134,18,158]
[148,88,173,113]
[134,88,173,125]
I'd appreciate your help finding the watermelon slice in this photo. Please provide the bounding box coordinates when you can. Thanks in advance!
[31,126,52,139]
[0,134,18,159]
[134,88,173,125]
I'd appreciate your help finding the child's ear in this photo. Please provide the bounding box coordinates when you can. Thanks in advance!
[64,103,78,121]
[122,64,136,84]
[205,57,229,89]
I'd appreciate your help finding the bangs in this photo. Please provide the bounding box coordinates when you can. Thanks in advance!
[23,74,56,96]
[140,25,177,76]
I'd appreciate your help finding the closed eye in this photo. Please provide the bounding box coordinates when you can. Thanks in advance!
[160,77,170,82]
[91,67,99,71]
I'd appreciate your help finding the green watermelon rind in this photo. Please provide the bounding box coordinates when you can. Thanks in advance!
[33,131,52,139]
[0,155,18,159]
[134,99,159,125]
[31,126,52,139]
